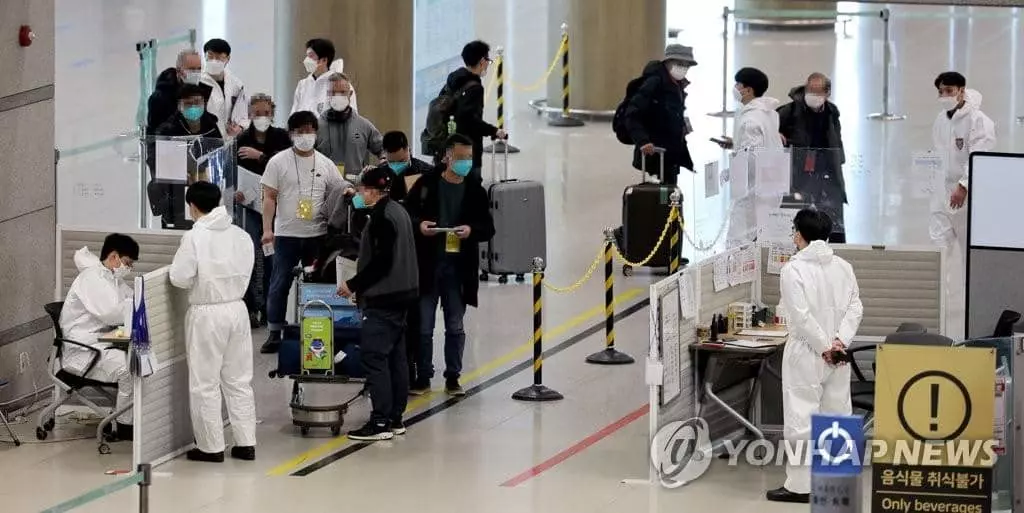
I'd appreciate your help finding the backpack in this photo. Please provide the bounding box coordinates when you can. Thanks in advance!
[612,64,659,145]
[420,80,478,155]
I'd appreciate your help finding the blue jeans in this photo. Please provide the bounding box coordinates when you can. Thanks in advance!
[267,235,323,332]
[418,259,466,380]
[238,207,272,315]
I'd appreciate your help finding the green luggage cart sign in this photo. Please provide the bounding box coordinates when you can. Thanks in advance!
[301,315,334,372]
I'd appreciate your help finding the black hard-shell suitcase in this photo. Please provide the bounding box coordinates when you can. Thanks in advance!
[618,149,678,273]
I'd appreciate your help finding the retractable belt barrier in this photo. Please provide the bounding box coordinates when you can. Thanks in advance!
[39,464,152,513]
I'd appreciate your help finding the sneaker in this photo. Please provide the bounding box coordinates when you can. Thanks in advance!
[408,379,430,396]
[445,378,466,396]
[230,446,256,461]
[390,419,407,435]
[347,421,394,442]
[260,331,281,354]
[186,448,225,463]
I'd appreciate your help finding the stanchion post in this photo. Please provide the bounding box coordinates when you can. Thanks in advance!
[708,6,735,118]
[669,190,682,274]
[548,23,585,128]
[188,28,197,50]
[867,8,906,121]
[137,463,151,513]
[484,46,520,154]
[586,229,635,365]
[512,258,564,401]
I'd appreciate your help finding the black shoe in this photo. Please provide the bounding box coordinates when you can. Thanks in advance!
[390,419,407,435]
[765,487,810,503]
[409,379,430,396]
[230,446,256,461]
[445,378,465,396]
[115,422,134,441]
[187,448,225,463]
[347,421,394,441]
[260,331,281,354]
[249,312,260,329]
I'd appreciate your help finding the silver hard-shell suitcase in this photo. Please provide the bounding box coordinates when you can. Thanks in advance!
[479,143,547,283]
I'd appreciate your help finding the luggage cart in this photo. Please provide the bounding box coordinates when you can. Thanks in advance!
[286,273,365,437]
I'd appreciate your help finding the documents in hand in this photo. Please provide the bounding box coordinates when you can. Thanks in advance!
[238,166,263,210]
[336,257,357,288]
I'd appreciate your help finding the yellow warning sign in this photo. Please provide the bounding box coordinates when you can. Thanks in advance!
[873,345,995,466]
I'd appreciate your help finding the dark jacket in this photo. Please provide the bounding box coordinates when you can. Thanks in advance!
[776,85,847,203]
[146,112,223,175]
[403,168,496,307]
[147,68,183,133]
[236,125,292,175]
[382,157,432,203]
[624,60,694,182]
[144,112,222,229]
[443,68,498,169]
[347,198,419,310]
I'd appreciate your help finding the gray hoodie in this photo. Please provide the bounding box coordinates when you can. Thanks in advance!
[315,109,383,178]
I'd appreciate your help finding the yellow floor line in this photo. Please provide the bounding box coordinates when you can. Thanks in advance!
[265,287,644,476]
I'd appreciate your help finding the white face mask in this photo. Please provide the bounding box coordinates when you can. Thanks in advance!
[292,133,316,152]
[113,264,131,280]
[330,95,350,112]
[804,93,826,109]
[938,95,959,111]
[205,59,226,75]
[669,65,688,81]
[732,87,744,102]
[252,116,272,132]
[303,56,318,74]
[183,71,202,85]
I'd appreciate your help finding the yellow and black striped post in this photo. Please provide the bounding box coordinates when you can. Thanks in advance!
[548,23,585,128]
[513,257,563,401]
[483,46,520,154]
[586,229,635,365]
[669,190,683,274]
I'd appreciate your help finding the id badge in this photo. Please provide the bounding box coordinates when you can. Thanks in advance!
[296,198,314,220]
[445,232,460,253]
[336,163,345,176]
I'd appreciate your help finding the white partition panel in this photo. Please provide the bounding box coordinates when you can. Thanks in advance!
[55,225,184,299]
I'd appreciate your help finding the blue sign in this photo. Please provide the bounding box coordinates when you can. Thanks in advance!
[811,414,865,476]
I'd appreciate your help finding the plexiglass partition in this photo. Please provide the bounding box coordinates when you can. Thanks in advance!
[141,135,237,230]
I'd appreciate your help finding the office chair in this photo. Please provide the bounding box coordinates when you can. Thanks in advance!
[37,302,120,446]
[0,379,21,446]
[992,310,1021,338]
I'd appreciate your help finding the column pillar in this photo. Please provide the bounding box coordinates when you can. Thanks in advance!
[546,0,666,112]
[274,0,413,133]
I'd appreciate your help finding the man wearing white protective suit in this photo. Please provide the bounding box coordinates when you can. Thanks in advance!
[717,67,784,247]
[768,209,863,503]
[291,38,358,116]
[930,72,996,339]
[170,181,257,463]
[60,234,140,441]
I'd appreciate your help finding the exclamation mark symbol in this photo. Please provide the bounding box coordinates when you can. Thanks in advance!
[930,383,940,431]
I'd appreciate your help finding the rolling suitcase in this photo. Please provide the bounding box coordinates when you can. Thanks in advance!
[619,148,679,275]
[479,143,546,283]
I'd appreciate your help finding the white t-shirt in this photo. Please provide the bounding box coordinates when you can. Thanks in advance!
[261,149,343,238]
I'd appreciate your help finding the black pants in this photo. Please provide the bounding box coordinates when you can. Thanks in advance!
[361,307,409,424]
[405,302,420,383]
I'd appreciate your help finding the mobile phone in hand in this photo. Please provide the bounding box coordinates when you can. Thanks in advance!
[829,350,850,364]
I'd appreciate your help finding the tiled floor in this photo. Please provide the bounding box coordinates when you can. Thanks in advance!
[6,0,1022,511]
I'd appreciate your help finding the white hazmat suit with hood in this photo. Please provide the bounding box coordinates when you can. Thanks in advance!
[60,247,134,424]
[170,205,257,453]
[727,95,785,247]
[930,88,995,339]
[291,59,358,116]
[778,239,863,494]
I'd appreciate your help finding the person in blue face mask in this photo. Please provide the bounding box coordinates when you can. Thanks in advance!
[402,134,495,396]
[376,131,432,203]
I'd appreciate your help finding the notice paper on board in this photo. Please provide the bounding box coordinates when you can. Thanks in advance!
[677,272,696,319]
[713,255,729,292]
[704,161,720,199]
[154,139,188,183]
[728,247,758,286]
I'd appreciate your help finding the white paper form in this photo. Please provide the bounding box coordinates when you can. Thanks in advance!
[336,257,357,289]
[754,149,791,196]
[237,166,263,211]
[767,244,795,275]
[713,255,729,292]
[729,247,758,286]
[758,208,795,244]
[677,271,697,319]
[704,161,720,199]
[154,139,188,183]
[660,288,681,405]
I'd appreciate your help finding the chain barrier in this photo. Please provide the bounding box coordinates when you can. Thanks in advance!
[506,38,567,93]
[609,207,679,268]
[541,246,604,293]
[681,213,730,253]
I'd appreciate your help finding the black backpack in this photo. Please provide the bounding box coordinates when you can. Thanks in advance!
[420,80,477,155]
[612,64,659,145]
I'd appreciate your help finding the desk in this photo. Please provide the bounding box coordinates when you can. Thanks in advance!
[97,329,130,351]
[690,332,786,443]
